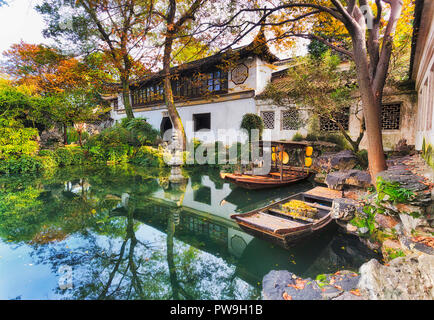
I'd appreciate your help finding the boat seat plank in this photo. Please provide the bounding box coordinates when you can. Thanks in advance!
[304,186,342,199]
[269,172,302,177]
[235,212,305,233]
[268,208,316,223]
[301,202,332,211]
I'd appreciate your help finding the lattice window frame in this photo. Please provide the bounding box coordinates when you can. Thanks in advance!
[261,111,275,129]
[381,103,401,130]
[281,108,300,130]
[320,107,350,132]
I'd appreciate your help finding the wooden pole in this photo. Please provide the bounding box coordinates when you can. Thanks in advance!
[279,143,283,181]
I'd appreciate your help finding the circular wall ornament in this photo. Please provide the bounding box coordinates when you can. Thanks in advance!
[231,63,249,85]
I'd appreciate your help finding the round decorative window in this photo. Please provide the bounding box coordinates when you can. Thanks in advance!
[231,63,249,85]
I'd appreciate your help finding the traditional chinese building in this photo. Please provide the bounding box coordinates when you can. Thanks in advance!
[108,25,423,152]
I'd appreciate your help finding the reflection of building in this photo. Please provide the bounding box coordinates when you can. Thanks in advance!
[124,197,254,261]
[153,174,238,220]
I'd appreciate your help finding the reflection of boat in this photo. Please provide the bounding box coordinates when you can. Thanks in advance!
[220,141,319,190]
[230,187,342,249]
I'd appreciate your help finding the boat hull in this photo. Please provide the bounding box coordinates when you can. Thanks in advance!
[230,189,338,249]
[236,214,333,249]
[222,172,311,190]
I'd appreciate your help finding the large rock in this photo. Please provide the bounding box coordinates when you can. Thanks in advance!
[331,198,359,221]
[358,254,434,300]
[376,169,430,205]
[40,128,63,149]
[262,270,294,300]
[374,213,399,229]
[325,170,372,190]
[313,150,358,173]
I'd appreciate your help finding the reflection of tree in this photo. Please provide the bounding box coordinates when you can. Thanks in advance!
[166,210,195,300]
[0,165,161,244]
[1,165,260,300]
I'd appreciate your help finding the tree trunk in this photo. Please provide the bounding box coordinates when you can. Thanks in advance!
[78,130,83,147]
[351,34,387,180]
[162,12,186,151]
[163,73,186,151]
[63,123,68,145]
[121,78,135,119]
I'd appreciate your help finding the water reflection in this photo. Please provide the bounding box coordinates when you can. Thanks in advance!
[0,165,379,300]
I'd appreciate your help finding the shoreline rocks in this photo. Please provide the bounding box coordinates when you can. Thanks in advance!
[358,253,434,300]
[312,150,358,173]
[325,169,372,190]
[262,270,363,300]
[262,253,434,300]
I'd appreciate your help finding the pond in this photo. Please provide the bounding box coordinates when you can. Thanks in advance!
[0,165,379,300]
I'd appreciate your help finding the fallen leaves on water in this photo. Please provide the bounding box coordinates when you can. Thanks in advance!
[282,292,292,300]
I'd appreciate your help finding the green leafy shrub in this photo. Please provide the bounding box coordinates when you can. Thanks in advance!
[305,132,348,151]
[120,117,160,146]
[130,146,166,167]
[240,113,264,140]
[37,155,57,170]
[350,204,377,238]
[0,155,42,174]
[52,146,87,167]
[85,125,134,163]
[292,132,304,141]
[384,248,405,262]
[0,117,42,174]
[356,149,369,169]
[67,127,89,144]
[376,176,416,203]
[421,137,434,169]
[0,118,39,160]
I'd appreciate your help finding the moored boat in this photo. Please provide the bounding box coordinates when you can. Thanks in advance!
[230,187,342,249]
[221,140,325,190]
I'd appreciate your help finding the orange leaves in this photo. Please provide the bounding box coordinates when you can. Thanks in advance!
[282,292,292,300]
[412,236,434,248]
[287,278,307,290]
[350,289,361,296]
[2,41,112,95]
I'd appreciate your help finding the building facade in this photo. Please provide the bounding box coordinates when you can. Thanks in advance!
[411,0,434,153]
[109,34,419,151]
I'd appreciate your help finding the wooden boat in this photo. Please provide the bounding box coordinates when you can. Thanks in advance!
[221,140,323,190]
[230,187,342,249]
[220,169,309,190]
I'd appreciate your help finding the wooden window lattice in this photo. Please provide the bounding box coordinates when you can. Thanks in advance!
[381,103,401,130]
[281,108,300,130]
[261,111,275,129]
[320,107,350,131]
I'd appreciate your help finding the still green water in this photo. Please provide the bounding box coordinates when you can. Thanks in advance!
[0,165,379,300]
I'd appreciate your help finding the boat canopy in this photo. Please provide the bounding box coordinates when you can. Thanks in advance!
[253,140,336,149]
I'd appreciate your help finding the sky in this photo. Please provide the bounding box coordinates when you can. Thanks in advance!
[0,0,51,54]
